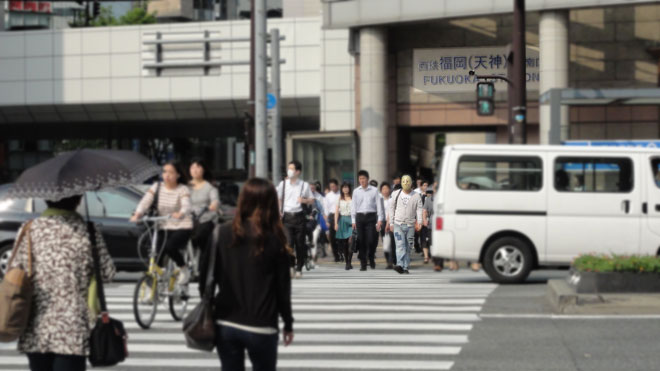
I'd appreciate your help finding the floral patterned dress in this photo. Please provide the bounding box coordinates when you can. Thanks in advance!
[9,211,116,356]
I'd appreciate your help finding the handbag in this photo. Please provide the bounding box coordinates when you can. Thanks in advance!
[183,224,220,352]
[147,182,161,217]
[350,227,359,253]
[87,222,128,367]
[0,221,33,342]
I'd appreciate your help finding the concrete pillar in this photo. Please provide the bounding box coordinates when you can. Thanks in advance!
[359,27,388,183]
[539,10,570,144]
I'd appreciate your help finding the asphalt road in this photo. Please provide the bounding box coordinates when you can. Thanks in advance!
[2,257,659,370]
[452,270,660,371]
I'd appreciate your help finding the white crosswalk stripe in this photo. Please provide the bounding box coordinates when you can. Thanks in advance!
[0,265,496,370]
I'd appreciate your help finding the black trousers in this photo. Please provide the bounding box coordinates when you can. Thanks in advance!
[27,353,86,371]
[283,212,307,272]
[192,221,215,252]
[327,213,340,261]
[158,229,191,267]
[356,212,377,267]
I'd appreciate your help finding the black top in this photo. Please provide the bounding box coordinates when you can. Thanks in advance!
[199,222,294,332]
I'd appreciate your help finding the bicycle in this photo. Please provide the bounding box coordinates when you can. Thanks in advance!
[137,230,200,281]
[132,215,191,330]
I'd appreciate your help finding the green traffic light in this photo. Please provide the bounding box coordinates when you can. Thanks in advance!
[477,99,494,116]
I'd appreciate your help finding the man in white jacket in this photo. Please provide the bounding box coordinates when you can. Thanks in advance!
[388,175,423,274]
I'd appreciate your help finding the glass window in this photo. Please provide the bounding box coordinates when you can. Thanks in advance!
[555,157,633,193]
[87,190,137,219]
[33,198,47,214]
[0,198,28,213]
[457,155,543,191]
[651,158,660,189]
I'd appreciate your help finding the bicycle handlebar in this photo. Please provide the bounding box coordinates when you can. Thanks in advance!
[139,215,172,222]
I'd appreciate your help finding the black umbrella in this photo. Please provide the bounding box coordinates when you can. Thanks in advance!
[5,149,161,201]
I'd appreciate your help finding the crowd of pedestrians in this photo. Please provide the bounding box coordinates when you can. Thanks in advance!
[3,153,470,371]
[273,159,459,276]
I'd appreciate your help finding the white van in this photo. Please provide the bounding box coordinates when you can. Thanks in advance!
[431,144,660,283]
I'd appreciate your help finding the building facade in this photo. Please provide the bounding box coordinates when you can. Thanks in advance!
[321,0,660,183]
[1,0,659,186]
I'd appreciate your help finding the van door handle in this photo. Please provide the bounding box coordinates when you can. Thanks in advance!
[656,204,660,212]
[622,200,630,214]
[643,202,648,214]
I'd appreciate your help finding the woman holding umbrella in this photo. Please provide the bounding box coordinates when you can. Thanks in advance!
[8,195,116,371]
[3,149,160,371]
[130,161,194,285]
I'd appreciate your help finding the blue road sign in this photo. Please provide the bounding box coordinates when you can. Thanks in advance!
[267,93,277,110]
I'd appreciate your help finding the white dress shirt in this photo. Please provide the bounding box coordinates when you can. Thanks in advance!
[324,191,340,217]
[276,178,312,213]
[350,185,385,224]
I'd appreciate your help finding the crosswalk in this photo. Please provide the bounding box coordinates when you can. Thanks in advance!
[0,265,496,370]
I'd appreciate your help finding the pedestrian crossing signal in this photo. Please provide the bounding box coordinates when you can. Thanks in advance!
[476,82,495,116]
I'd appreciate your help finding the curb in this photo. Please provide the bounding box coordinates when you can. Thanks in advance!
[546,279,660,315]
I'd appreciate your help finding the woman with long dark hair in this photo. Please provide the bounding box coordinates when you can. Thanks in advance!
[199,178,294,371]
[334,182,354,270]
[131,161,193,284]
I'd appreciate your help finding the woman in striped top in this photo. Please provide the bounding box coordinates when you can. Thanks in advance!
[131,161,193,284]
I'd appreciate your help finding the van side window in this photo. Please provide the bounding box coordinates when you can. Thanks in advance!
[456,156,542,191]
[651,159,660,188]
[554,157,633,193]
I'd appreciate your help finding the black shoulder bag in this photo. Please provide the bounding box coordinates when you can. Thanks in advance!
[88,222,128,367]
[147,182,161,217]
[183,224,220,352]
[301,182,317,232]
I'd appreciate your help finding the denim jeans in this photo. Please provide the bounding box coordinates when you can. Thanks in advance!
[216,324,279,371]
[393,224,415,270]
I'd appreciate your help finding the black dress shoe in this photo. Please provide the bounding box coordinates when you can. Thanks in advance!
[345,266,351,270]
[386,264,393,270]
[393,265,404,274]
[369,261,376,269]
[403,270,410,274]
[360,266,367,271]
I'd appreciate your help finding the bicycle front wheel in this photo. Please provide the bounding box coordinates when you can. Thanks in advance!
[168,283,190,321]
[133,274,158,329]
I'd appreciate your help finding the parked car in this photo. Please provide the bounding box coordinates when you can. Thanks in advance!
[432,144,660,283]
[0,183,236,278]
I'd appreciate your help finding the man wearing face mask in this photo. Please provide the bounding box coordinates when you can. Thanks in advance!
[277,160,315,278]
[351,170,385,271]
[388,175,423,274]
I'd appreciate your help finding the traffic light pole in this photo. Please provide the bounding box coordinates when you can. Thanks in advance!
[472,0,527,144]
[254,0,268,178]
[511,0,527,144]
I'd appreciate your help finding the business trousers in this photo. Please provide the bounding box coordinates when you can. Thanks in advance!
[356,212,377,268]
[327,213,340,261]
[283,212,307,272]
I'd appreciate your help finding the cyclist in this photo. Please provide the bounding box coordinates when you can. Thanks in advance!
[131,161,193,285]
[188,158,220,262]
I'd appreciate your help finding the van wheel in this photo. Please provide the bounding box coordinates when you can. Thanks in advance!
[483,237,533,284]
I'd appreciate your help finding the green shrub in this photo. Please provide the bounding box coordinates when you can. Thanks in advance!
[572,254,660,273]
